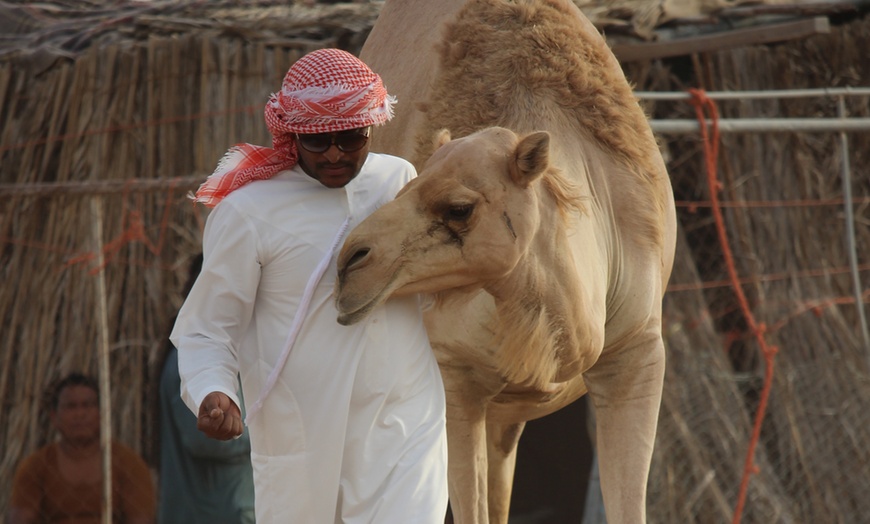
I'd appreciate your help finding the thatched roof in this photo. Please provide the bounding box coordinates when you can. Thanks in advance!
[3,0,868,61]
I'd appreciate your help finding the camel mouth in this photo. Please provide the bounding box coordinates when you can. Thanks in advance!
[337,304,368,326]
[335,291,380,326]
[335,274,397,326]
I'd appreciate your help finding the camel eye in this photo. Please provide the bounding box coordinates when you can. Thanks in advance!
[445,204,474,221]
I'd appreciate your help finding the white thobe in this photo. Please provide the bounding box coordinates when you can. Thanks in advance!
[170,154,448,524]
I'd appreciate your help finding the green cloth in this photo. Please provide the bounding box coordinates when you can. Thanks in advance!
[159,346,255,524]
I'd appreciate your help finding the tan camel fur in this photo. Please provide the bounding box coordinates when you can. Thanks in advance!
[336,1,677,523]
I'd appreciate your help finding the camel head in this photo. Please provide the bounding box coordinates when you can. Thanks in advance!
[335,126,551,325]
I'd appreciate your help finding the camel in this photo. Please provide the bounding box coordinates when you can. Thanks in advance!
[336,1,677,523]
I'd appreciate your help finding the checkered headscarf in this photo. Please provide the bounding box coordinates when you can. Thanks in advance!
[193,48,396,207]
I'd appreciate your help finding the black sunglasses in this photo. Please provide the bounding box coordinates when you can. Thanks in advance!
[295,127,371,153]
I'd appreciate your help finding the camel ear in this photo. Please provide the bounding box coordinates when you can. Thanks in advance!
[433,128,452,151]
[420,128,452,162]
[511,131,550,188]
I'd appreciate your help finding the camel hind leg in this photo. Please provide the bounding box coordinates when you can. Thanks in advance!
[582,329,666,524]
[485,420,525,524]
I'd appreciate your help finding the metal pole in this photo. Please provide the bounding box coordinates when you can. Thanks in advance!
[649,117,870,134]
[636,87,870,101]
[836,97,870,355]
[640,88,870,134]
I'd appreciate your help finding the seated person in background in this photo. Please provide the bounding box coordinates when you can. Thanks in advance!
[158,253,255,524]
[7,372,156,524]
[159,344,255,524]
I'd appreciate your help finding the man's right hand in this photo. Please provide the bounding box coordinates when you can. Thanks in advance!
[197,391,243,440]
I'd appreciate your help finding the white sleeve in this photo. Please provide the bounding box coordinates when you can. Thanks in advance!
[380,157,418,207]
[398,158,417,186]
[170,201,261,415]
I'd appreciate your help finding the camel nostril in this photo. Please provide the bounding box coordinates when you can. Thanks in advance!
[346,247,370,270]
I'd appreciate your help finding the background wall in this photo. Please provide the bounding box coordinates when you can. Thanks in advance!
[1,2,868,523]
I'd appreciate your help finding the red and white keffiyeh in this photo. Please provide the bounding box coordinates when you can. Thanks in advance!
[193,48,396,207]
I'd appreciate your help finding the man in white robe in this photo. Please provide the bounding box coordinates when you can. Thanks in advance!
[170,48,448,524]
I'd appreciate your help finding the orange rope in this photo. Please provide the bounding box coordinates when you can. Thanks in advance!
[666,262,870,292]
[0,106,257,154]
[687,88,779,524]
[676,196,870,208]
[63,182,179,274]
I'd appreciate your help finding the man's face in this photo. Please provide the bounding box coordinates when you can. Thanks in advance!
[51,385,100,445]
[293,126,371,188]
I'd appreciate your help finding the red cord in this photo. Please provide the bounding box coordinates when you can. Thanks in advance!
[687,88,779,524]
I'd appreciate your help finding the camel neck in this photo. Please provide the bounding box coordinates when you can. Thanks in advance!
[485,197,606,388]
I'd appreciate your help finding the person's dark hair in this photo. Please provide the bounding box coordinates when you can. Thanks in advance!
[48,373,99,410]
[181,253,204,298]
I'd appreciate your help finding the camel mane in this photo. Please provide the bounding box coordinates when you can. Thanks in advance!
[491,299,569,388]
[541,165,587,219]
[414,0,667,247]
[496,166,587,388]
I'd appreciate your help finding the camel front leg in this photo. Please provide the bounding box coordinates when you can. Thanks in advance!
[441,366,497,524]
[485,420,525,524]
[582,330,666,524]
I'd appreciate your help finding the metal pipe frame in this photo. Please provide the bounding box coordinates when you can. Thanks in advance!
[640,87,870,354]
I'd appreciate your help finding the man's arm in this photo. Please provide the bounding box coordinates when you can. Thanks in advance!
[162,349,250,448]
[117,445,157,524]
[6,507,37,524]
[8,454,43,524]
[170,201,261,420]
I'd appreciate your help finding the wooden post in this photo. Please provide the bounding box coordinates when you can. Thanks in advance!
[90,196,113,524]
